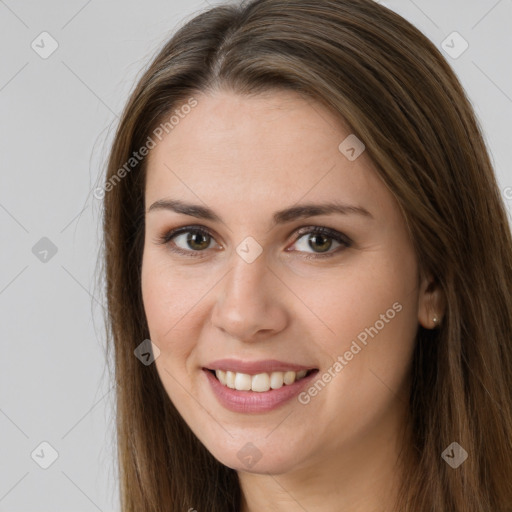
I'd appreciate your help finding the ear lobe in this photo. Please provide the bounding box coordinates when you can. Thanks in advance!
[418,273,445,329]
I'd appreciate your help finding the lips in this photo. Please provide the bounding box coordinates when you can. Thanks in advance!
[203,358,319,401]
[204,358,316,375]
[203,364,319,413]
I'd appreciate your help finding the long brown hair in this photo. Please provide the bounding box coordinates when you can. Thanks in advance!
[100,0,512,510]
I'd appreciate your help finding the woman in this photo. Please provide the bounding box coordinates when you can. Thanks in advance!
[100,0,512,510]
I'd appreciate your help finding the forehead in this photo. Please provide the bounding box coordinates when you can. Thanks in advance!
[144,89,392,221]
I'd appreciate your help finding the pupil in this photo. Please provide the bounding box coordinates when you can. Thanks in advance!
[186,232,332,253]
[310,234,331,253]
[188,231,209,250]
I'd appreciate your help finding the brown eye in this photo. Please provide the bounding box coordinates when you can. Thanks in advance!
[157,225,351,260]
[157,226,217,258]
[180,230,212,251]
[290,226,352,259]
[306,233,334,253]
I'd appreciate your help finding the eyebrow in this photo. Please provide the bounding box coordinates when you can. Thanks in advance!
[147,198,373,226]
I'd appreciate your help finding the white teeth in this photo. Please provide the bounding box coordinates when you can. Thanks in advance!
[283,371,296,385]
[251,373,270,392]
[226,371,236,389]
[234,372,252,391]
[213,369,310,392]
[216,369,227,385]
[270,371,284,389]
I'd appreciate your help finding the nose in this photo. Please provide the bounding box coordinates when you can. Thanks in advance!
[210,247,289,343]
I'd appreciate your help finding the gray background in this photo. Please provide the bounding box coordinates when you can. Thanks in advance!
[0,0,511,510]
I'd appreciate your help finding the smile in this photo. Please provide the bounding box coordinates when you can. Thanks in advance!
[209,368,315,392]
[202,358,319,412]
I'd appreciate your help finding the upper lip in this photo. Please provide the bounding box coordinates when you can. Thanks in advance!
[204,358,317,374]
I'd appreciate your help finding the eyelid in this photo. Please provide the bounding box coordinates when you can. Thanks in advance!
[292,225,352,246]
[155,223,352,259]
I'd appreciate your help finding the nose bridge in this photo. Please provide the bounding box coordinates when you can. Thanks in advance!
[211,242,287,340]
[224,244,271,310]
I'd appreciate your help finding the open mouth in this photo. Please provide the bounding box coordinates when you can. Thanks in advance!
[206,368,318,393]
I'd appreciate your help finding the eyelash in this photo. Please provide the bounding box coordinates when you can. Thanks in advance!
[155,224,352,260]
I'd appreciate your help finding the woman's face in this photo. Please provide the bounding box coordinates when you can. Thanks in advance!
[141,89,428,475]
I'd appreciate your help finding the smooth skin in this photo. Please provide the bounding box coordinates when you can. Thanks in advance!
[141,89,445,512]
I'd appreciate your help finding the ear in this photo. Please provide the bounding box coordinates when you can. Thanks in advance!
[417,271,445,329]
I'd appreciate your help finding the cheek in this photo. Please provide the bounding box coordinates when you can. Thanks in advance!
[141,250,217,372]
[301,254,416,350]
[141,253,188,356]
[310,251,418,415]
[141,258,197,410]
[142,249,195,331]
[305,246,418,380]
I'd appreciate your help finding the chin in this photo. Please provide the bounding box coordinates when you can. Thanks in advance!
[199,434,308,475]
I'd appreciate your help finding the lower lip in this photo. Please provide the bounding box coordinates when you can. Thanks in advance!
[203,369,318,413]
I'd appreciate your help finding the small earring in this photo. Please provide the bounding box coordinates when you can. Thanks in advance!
[432,315,439,326]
